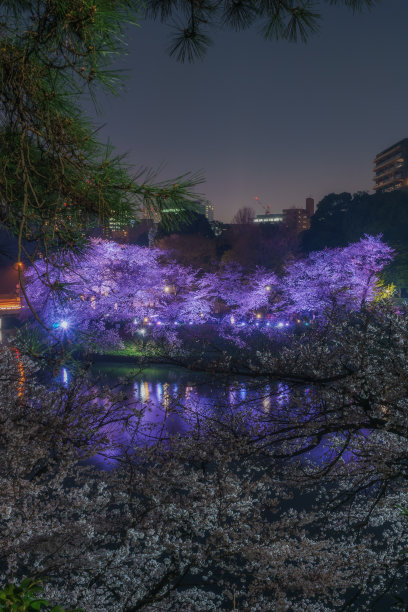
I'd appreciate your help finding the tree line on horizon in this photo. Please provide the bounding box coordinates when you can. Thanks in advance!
[125,189,408,291]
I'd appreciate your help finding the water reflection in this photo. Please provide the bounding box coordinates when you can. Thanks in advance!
[120,367,271,417]
[62,362,327,469]
[86,363,277,460]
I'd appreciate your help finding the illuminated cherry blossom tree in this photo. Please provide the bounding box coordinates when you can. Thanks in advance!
[23,235,394,352]
[282,234,394,317]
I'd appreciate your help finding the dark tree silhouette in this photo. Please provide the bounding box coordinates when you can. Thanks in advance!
[303,190,408,287]
[232,207,256,225]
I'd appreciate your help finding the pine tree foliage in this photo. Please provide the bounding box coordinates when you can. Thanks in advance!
[146,0,378,62]
[0,0,202,267]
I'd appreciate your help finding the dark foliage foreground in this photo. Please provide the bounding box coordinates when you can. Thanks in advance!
[2,302,408,610]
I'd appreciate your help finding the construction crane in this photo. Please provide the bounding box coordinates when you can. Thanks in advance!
[254,196,272,215]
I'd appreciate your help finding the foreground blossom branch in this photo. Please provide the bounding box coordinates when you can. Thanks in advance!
[2,311,408,611]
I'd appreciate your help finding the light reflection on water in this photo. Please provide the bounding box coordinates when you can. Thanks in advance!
[58,364,359,472]
[94,363,274,415]
[61,363,338,468]
[85,363,281,465]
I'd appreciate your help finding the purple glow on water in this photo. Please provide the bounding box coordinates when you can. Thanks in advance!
[84,363,365,470]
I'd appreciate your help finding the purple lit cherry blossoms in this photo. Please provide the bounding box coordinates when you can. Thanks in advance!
[23,235,394,349]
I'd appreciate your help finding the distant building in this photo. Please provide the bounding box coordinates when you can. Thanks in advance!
[108,216,129,232]
[205,203,215,222]
[254,213,283,224]
[150,200,215,223]
[139,206,161,224]
[283,198,314,234]
[374,138,408,193]
[283,208,310,232]
[305,197,315,218]
[196,201,215,222]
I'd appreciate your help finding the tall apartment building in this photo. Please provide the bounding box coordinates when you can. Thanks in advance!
[205,203,215,222]
[283,198,315,234]
[195,201,215,222]
[374,138,408,193]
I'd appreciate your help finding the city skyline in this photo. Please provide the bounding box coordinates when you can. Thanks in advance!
[86,0,408,222]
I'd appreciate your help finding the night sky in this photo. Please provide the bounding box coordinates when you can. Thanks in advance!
[89,0,408,222]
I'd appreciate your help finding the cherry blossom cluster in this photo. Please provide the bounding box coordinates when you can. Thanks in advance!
[23,235,394,348]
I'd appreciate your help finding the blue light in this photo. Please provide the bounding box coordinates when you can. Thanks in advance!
[156,382,163,400]
[60,320,68,330]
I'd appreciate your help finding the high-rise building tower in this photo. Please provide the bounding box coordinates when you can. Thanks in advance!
[204,203,215,222]
[305,197,315,217]
[195,201,215,222]
[374,138,408,193]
